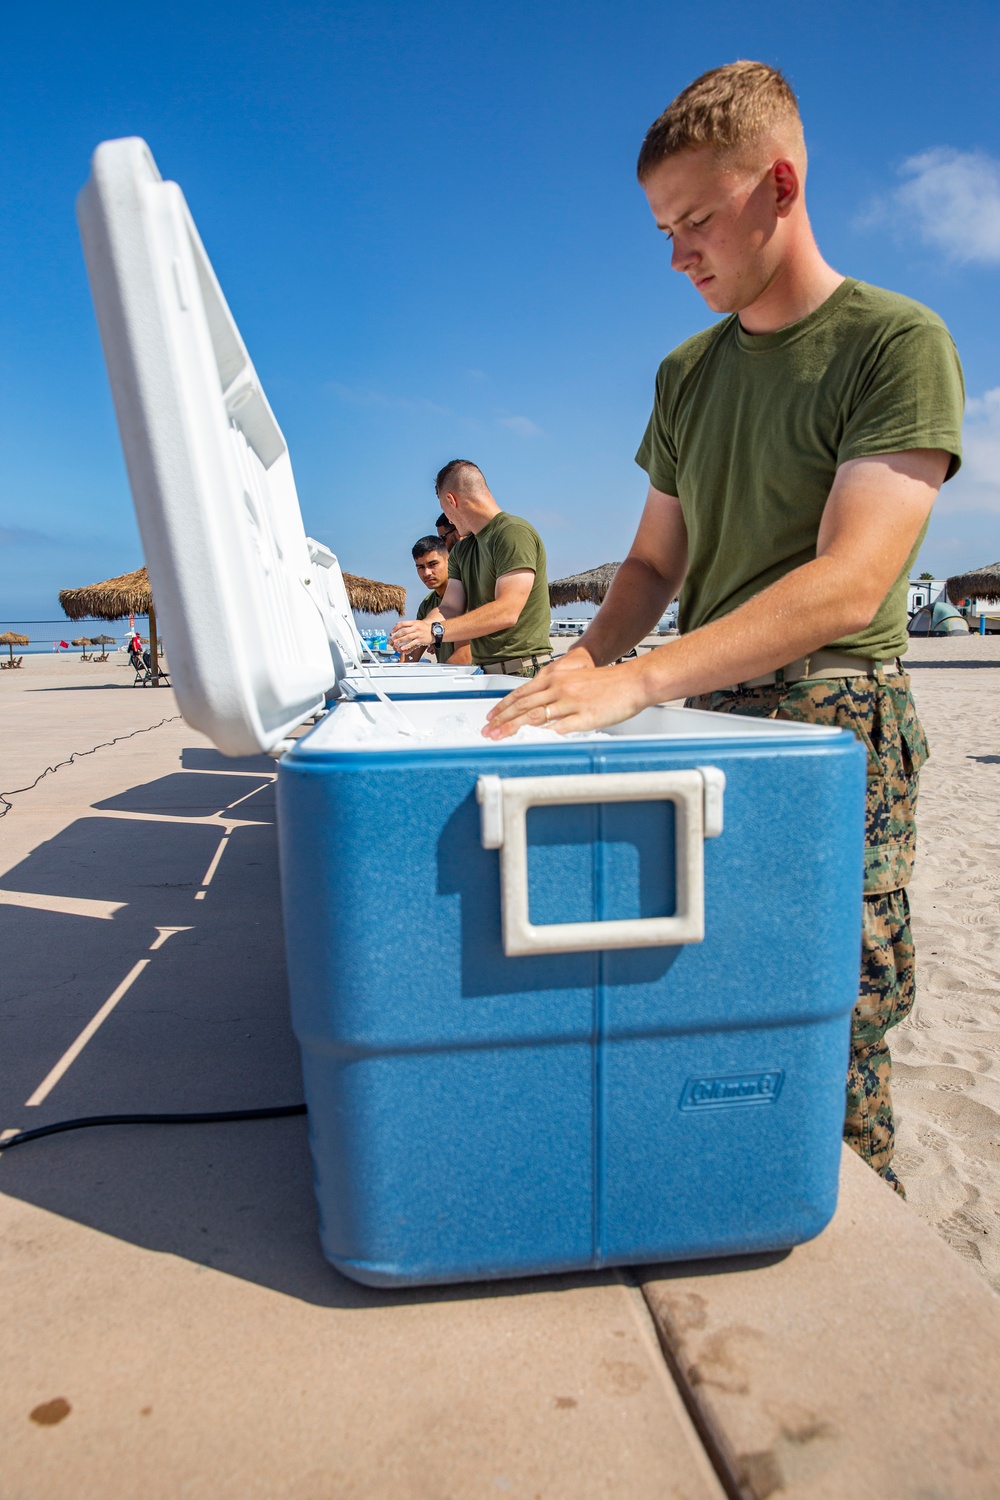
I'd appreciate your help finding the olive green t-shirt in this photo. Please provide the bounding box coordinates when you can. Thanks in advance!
[635,279,965,659]
[415,588,455,663]
[448,511,551,665]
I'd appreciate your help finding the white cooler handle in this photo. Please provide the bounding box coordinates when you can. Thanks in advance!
[476,768,725,957]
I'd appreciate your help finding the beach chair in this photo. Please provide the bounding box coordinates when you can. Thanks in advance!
[129,649,171,687]
[129,649,152,685]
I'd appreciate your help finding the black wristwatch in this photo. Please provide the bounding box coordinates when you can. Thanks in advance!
[431,622,445,646]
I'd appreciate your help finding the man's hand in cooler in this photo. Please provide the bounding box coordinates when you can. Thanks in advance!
[482,657,650,739]
[390,618,434,653]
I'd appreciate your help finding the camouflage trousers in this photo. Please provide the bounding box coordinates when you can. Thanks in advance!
[688,668,928,1197]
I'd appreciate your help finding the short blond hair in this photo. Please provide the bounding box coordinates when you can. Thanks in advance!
[637,61,804,181]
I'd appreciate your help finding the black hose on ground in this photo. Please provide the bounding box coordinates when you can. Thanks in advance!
[0,1103,307,1151]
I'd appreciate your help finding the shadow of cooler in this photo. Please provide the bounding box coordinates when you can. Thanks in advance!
[77,134,867,1287]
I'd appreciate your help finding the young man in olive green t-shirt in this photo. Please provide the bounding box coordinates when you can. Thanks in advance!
[406,535,472,665]
[391,461,552,675]
[485,61,964,1195]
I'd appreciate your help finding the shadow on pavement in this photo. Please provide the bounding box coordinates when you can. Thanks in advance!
[0,751,644,1312]
[94,771,275,819]
[182,747,277,774]
[0,749,781,1312]
[0,756,348,1304]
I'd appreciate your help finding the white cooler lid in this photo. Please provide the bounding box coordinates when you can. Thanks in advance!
[77,137,345,755]
[305,536,371,677]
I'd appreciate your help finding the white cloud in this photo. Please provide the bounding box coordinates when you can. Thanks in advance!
[936,386,1000,517]
[891,148,1000,264]
[497,414,542,437]
[327,382,453,418]
[963,387,1000,485]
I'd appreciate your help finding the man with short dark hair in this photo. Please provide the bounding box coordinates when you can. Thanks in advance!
[392,462,552,677]
[407,535,471,664]
[436,513,460,551]
[485,60,965,1195]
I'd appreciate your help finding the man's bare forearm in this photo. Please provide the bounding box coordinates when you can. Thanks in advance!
[575,556,682,666]
[438,597,522,640]
[416,606,472,653]
[632,553,885,703]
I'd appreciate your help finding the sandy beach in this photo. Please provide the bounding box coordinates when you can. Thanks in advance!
[894,633,1000,1294]
[2,639,999,1305]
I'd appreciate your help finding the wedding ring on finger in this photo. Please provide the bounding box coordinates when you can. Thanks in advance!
[544,705,551,725]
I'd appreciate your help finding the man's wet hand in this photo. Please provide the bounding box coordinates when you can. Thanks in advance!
[482,660,650,739]
[390,619,433,653]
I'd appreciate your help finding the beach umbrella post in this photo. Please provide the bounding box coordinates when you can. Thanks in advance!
[147,602,160,677]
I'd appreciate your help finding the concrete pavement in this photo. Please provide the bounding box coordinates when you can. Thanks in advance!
[2,650,999,1499]
[0,656,721,1499]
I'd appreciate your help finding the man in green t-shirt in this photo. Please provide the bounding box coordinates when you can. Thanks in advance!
[485,61,964,1195]
[405,535,472,665]
[392,461,552,676]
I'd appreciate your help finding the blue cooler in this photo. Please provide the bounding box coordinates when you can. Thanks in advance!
[278,701,863,1285]
[78,136,866,1288]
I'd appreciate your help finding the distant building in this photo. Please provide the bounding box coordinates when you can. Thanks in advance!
[907,578,946,614]
[908,576,1000,631]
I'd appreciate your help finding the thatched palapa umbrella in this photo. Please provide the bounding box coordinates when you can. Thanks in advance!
[71,636,92,659]
[548,563,622,609]
[59,567,165,678]
[60,564,405,680]
[0,630,29,666]
[342,573,406,616]
[947,562,1000,606]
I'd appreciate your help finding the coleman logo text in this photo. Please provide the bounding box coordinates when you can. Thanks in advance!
[679,1071,784,1111]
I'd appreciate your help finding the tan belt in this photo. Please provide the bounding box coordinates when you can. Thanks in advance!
[731,650,905,691]
[480,654,553,675]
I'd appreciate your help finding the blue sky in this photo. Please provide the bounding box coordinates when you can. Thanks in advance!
[2,0,999,622]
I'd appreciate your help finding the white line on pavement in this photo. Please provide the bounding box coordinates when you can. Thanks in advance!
[196,831,231,898]
[0,890,126,920]
[149,926,192,950]
[90,808,267,829]
[24,959,151,1108]
[225,782,272,811]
